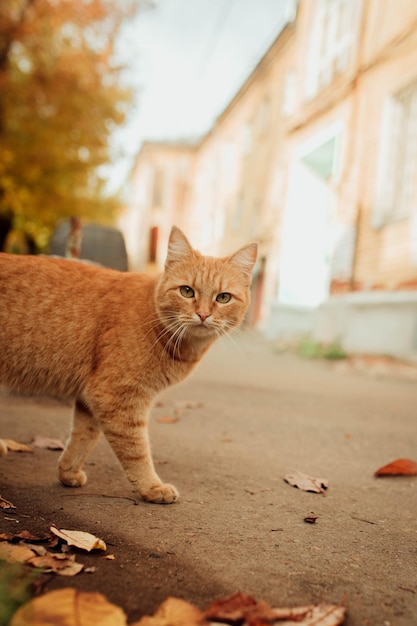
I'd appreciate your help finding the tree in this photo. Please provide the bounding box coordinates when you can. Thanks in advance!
[0,0,138,250]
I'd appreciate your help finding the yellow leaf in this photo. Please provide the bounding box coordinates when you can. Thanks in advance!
[131,597,206,626]
[0,542,36,564]
[10,589,127,626]
[50,525,107,551]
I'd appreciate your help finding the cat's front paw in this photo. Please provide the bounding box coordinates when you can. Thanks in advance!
[142,483,179,504]
[59,467,87,488]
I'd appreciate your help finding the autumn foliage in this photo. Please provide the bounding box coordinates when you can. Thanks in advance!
[0,0,138,249]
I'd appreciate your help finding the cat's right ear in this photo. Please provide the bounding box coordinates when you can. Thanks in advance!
[165,226,194,268]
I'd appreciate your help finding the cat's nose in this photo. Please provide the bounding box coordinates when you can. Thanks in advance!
[197,312,209,322]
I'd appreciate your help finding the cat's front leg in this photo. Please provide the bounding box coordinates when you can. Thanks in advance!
[95,403,179,504]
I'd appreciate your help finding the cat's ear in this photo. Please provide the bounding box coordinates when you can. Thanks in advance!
[228,243,258,279]
[165,226,194,268]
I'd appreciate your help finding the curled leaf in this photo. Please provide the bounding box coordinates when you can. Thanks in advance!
[284,470,329,493]
[50,525,106,551]
[28,553,84,576]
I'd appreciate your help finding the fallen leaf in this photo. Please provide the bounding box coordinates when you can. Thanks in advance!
[205,592,347,625]
[0,542,36,564]
[284,470,329,493]
[304,516,319,524]
[374,458,417,477]
[205,592,258,622]
[0,439,7,455]
[103,554,115,560]
[23,544,48,556]
[50,525,107,551]
[28,553,84,576]
[3,439,33,453]
[132,597,205,626]
[32,435,65,450]
[10,588,127,626]
[0,530,50,542]
[271,601,347,625]
[156,416,180,424]
[0,496,16,510]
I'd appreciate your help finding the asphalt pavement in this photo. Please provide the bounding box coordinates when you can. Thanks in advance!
[1,330,417,625]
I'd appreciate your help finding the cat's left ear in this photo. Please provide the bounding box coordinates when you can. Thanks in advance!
[228,243,258,279]
[165,226,194,268]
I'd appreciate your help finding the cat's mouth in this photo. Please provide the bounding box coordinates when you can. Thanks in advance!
[191,319,216,333]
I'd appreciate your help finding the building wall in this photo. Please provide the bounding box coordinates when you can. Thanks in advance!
[122,0,417,354]
[120,142,196,271]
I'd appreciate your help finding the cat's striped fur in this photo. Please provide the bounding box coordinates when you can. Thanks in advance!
[0,227,257,503]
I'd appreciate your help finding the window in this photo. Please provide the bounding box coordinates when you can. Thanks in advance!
[305,0,361,99]
[374,80,417,227]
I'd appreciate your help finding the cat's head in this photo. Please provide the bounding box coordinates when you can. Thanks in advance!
[155,226,258,340]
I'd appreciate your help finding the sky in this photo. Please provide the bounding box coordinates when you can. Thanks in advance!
[108,0,292,190]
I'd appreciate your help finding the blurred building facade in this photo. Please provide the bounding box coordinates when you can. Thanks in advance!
[121,0,417,360]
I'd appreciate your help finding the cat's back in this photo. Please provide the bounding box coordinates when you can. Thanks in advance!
[0,253,155,397]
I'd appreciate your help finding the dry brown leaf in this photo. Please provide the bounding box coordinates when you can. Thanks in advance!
[0,495,16,510]
[28,553,84,576]
[0,439,7,455]
[374,458,417,477]
[205,592,257,622]
[3,438,33,453]
[10,588,127,626]
[284,470,328,493]
[156,416,180,424]
[132,597,206,626]
[0,530,50,542]
[32,434,65,450]
[0,542,36,564]
[50,525,106,551]
[103,554,116,560]
[205,592,346,626]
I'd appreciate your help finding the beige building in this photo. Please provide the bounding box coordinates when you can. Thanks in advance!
[121,0,417,358]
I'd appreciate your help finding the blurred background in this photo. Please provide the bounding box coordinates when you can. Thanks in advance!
[2,0,417,361]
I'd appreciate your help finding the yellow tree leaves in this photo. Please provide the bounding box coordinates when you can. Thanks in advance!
[0,0,138,247]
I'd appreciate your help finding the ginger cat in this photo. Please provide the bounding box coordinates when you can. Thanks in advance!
[0,227,257,503]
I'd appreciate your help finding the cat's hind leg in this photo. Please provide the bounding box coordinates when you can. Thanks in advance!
[59,400,101,487]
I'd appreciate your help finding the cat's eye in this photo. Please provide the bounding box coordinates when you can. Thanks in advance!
[216,292,231,304]
[179,285,195,298]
